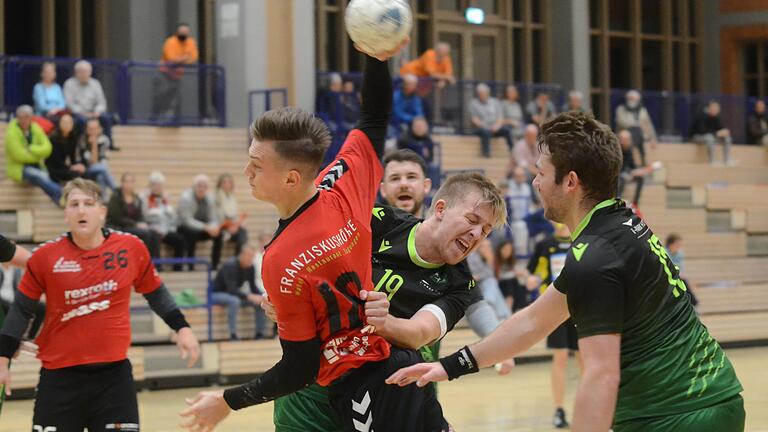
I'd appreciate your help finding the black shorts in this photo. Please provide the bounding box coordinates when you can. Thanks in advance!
[547,319,579,351]
[329,348,449,432]
[33,359,139,432]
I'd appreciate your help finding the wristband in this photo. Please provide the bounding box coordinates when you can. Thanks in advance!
[162,309,191,332]
[439,345,479,381]
[0,334,20,360]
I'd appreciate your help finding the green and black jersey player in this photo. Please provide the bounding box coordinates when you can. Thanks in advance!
[0,235,30,412]
[388,111,744,432]
[273,173,507,432]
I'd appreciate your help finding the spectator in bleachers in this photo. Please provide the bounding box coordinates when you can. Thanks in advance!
[501,84,525,140]
[339,79,361,131]
[177,174,224,270]
[152,23,199,121]
[107,173,161,259]
[78,118,116,199]
[494,240,525,313]
[1,260,46,338]
[615,89,657,165]
[525,91,557,125]
[469,83,514,158]
[215,173,248,259]
[391,73,425,136]
[507,165,534,254]
[617,130,651,206]
[33,62,66,119]
[399,42,456,89]
[467,239,511,321]
[397,117,434,164]
[142,171,187,271]
[665,233,698,309]
[46,114,85,184]
[379,149,433,218]
[747,99,768,146]
[4,105,61,204]
[211,244,268,341]
[691,100,733,165]
[561,90,586,113]
[512,124,541,178]
[63,60,114,146]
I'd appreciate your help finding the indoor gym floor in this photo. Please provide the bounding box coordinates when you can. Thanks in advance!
[1,346,766,431]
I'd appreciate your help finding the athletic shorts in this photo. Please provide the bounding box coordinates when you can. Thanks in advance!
[33,359,139,432]
[329,347,449,432]
[274,384,340,432]
[547,318,578,351]
[614,394,745,432]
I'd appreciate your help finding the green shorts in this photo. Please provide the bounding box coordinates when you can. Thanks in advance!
[273,384,340,432]
[615,395,745,432]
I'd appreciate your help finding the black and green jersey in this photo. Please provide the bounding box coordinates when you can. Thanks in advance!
[527,234,571,294]
[553,199,742,426]
[371,204,476,345]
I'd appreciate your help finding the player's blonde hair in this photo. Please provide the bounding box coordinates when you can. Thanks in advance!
[61,178,103,206]
[429,172,508,229]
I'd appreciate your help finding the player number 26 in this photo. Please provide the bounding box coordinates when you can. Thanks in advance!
[103,249,129,270]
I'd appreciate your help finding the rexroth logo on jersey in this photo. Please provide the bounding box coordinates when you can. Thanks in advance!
[52,257,82,273]
[64,280,118,302]
[61,299,111,322]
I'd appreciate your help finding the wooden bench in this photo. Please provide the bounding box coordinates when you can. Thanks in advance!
[685,257,768,286]
[706,185,768,211]
[700,312,768,344]
[746,210,768,233]
[649,143,768,168]
[665,163,768,187]
[696,284,768,315]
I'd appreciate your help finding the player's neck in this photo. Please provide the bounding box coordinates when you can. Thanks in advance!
[413,219,444,265]
[275,184,318,219]
[564,199,599,238]
[70,230,106,250]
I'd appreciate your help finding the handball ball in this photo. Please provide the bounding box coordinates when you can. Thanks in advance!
[345,0,412,54]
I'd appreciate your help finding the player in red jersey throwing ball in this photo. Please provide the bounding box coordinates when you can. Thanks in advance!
[0,178,200,432]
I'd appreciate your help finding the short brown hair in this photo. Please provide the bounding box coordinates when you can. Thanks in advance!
[250,107,331,172]
[61,178,102,205]
[538,111,622,203]
[383,149,428,177]
[429,172,507,229]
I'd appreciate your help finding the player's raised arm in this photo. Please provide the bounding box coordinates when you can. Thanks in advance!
[354,38,409,159]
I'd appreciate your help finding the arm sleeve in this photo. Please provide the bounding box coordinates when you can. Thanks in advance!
[355,55,392,158]
[222,337,321,409]
[465,299,502,338]
[0,292,40,358]
[553,240,625,338]
[143,284,190,331]
[0,235,16,263]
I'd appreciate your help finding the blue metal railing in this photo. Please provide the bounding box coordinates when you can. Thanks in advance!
[2,55,226,127]
[247,88,289,126]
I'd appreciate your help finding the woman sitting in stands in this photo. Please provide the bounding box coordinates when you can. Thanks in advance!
[33,61,66,120]
[215,173,248,259]
[107,173,161,260]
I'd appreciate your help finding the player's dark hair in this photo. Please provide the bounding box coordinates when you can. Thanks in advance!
[666,233,681,247]
[383,149,428,177]
[538,111,622,204]
[250,107,331,173]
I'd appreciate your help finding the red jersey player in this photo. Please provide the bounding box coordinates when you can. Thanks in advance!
[181,40,451,432]
[0,178,200,431]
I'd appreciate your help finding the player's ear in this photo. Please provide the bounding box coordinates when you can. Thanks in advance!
[285,168,303,188]
[423,177,432,194]
[433,199,447,220]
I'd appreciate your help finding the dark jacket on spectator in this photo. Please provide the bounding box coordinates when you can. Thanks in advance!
[747,111,767,145]
[691,112,723,136]
[46,128,82,183]
[212,257,262,299]
[107,187,145,229]
[397,129,435,164]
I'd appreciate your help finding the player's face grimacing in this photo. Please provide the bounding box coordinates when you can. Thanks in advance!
[433,191,494,264]
[532,153,568,223]
[245,139,291,203]
[381,161,432,215]
[63,188,106,238]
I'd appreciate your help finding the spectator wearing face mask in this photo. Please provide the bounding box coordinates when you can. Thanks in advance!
[152,23,199,122]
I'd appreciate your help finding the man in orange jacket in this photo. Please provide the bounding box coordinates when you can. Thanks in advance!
[400,42,456,89]
[152,23,199,121]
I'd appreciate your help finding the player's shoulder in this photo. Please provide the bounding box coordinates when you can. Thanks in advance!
[105,229,148,249]
[447,259,474,285]
[372,203,418,226]
[30,233,70,256]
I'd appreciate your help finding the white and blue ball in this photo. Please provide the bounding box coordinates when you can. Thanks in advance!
[345,0,412,54]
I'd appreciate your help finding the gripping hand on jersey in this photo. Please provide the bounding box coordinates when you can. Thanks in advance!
[360,289,390,333]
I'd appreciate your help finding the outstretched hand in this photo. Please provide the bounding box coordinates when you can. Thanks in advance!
[354,36,410,61]
[385,361,449,388]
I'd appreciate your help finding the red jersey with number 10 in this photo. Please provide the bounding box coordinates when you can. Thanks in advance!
[19,231,162,370]
[263,130,390,386]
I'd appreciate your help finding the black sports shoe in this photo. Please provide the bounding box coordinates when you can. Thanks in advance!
[553,407,569,429]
